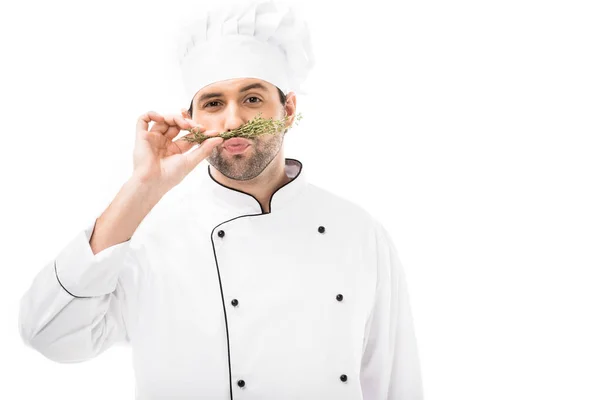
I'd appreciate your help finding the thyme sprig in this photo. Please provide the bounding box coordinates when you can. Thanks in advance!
[180,112,303,145]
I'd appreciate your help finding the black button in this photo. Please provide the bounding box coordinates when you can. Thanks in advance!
[318,226,325,233]
[336,294,343,302]
[231,299,239,307]
[340,374,347,382]
[218,230,225,238]
[237,379,245,388]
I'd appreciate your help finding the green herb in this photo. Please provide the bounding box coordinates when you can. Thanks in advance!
[181,112,303,145]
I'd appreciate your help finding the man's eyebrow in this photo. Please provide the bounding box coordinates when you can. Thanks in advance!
[197,92,222,103]
[196,82,269,104]
[239,82,269,93]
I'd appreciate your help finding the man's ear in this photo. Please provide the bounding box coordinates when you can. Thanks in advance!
[181,108,191,119]
[284,92,297,128]
[286,92,297,113]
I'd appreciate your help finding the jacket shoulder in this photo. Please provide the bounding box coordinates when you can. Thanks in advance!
[302,183,380,231]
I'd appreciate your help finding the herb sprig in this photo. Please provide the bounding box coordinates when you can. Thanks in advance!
[181,112,303,145]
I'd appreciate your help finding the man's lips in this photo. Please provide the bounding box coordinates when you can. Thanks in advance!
[223,138,251,148]
[223,138,251,154]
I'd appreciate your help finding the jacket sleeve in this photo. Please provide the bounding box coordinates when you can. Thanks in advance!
[360,221,424,399]
[18,216,135,363]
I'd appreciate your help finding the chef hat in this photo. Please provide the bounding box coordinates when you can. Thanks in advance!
[176,0,316,104]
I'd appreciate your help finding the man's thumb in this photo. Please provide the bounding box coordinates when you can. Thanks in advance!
[186,137,223,166]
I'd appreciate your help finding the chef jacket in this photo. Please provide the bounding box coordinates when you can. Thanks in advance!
[19,158,423,399]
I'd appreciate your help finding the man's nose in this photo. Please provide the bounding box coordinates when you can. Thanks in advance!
[223,105,245,132]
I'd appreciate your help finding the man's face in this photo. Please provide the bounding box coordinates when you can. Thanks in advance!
[188,77,293,181]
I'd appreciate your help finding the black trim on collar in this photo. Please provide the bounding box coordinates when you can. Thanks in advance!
[206,158,303,214]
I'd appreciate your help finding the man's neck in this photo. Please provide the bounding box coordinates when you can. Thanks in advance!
[209,158,290,213]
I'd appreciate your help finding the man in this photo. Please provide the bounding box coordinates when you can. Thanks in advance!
[18,1,423,399]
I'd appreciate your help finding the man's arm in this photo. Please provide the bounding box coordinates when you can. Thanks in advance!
[18,176,162,362]
[18,216,136,363]
[360,221,424,399]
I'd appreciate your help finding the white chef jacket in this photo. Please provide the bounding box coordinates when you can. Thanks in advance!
[19,158,423,400]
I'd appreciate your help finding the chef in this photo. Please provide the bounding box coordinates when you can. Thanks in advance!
[18,0,424,399]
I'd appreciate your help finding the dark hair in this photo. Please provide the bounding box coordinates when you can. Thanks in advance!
[188,86,287,118]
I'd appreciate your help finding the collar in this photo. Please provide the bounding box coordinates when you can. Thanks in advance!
[195,158,307,214]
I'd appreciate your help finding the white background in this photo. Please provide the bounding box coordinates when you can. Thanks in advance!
[1,0,599,398]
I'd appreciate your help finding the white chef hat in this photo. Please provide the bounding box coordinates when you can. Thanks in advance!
[175,0,315,105]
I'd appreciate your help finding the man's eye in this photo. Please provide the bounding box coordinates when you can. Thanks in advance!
[246,97,262,104]
[204,101,220,108]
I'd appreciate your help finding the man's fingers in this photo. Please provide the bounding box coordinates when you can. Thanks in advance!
[137,111,215,142]
[186,137,223,167]
[174,115,191,130]
[136,111,164,136]
[181,117,214,137]
[158,114,197,140]
[184,118,207,134]
[172,134,197,153]
[161,114,191,130]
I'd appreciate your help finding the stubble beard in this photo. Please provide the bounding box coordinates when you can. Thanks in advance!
[206,131,285,181]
